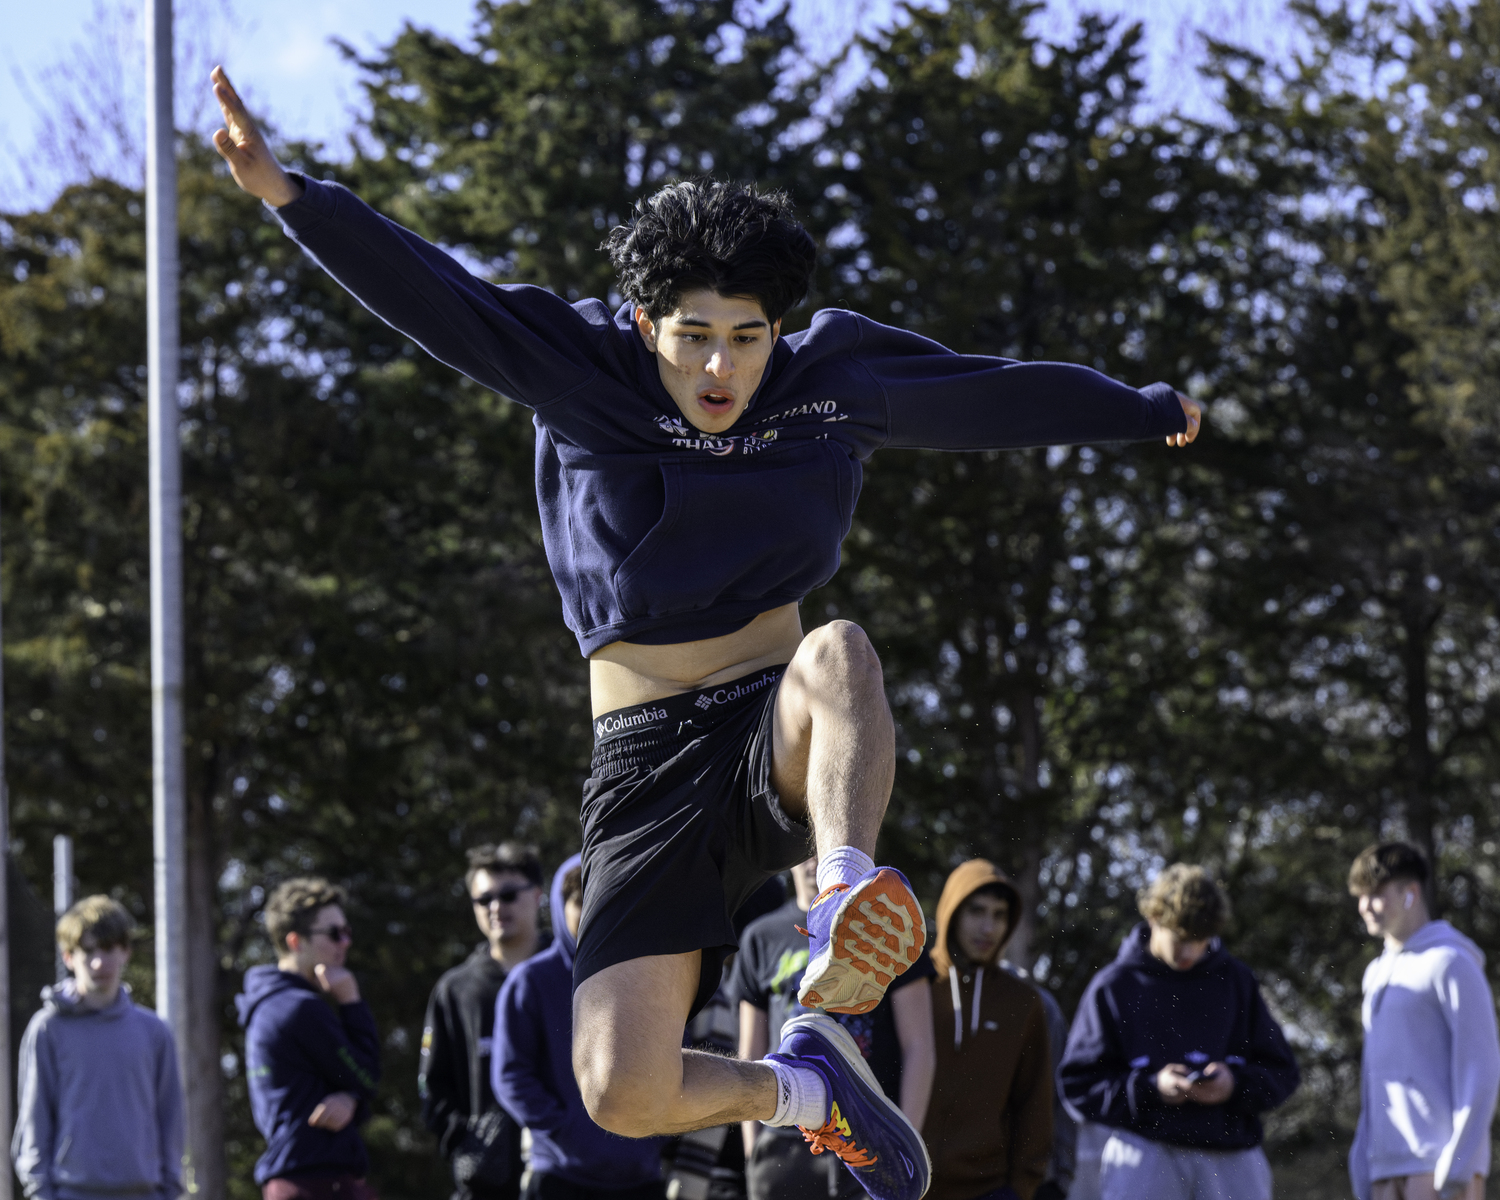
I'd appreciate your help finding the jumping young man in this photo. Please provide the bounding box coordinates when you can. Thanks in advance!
[211,66,1202,1200]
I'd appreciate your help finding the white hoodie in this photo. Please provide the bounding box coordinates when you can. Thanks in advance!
[1351,920,1500,1199]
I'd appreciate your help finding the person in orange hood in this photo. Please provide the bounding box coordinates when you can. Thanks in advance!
[925,860,1053,1200]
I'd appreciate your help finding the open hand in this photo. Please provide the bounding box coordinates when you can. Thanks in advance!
[308,1091,357,1131]
[210,66,303,207]
[1168,392,1202,447]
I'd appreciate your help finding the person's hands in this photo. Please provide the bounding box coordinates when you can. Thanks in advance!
[314,962,360,1004]
[308,1091,358,1131]
[1167,392,1202,447]
[1155,1063,1194,1105]
[1187,1063,1235,1106]
[210,66,303,207]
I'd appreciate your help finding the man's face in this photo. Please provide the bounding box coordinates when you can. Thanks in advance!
[564,896,584,940]
[470,869,540,947]
[1148,922,1211,971]
[1357,879,1421,937]
[298,904,352,970]
[63,937,130,997]
[635,289,780,435]
[954,892,1010,966]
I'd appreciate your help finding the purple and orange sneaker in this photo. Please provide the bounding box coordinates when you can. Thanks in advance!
[768,1011,930,1200]
[797,866,925,1015]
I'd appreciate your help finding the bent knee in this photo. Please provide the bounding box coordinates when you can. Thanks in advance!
[800,619,882,682]
[574,1051,668,1138]
[572,1003,677,1138]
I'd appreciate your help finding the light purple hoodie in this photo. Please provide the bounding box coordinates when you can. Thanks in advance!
[11,981,184,1200]
[1352,920,1500,1199]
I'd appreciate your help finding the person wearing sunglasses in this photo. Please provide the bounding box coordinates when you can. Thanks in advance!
[236,877,382,1200]
[422,843,549,1200]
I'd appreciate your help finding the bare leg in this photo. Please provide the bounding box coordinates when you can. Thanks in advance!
[574,952,778,1137]
[771,620,895,855]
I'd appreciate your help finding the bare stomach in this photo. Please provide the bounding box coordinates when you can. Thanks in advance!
[588,603,804,717]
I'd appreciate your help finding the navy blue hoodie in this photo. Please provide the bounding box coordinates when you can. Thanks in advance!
[1058,923,1299,1151]
[492,855,663,1188]
[235,966,382,1184]
[273,178,1189,657]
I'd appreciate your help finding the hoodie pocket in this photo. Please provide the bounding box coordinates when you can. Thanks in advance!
[1381,1079,1450,1158]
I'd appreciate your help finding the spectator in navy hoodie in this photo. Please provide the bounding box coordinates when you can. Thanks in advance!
[1059,865,1299,1200]
[493,856,665,1200]
[237,877,382,1200]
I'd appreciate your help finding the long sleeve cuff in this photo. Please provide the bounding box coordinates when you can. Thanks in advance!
[267,172,337,233]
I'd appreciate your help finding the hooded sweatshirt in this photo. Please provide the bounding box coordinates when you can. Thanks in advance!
[926,860,1053,1200]
[419,932,552,1167]
[1350,919,1500,1200]
[272,176,1187,659]
[1058,923,1299,1151]
[235,966,382,1184]
[492,854,664,1189]
[11,981,183,1200]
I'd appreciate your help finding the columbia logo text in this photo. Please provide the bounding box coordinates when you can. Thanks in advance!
[595,706,669,738]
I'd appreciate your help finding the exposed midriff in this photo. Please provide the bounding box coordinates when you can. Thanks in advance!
[588,602,803,716]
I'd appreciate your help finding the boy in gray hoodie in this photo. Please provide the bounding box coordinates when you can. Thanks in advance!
[1349,843,1500,1200]
[12,895,184,1200]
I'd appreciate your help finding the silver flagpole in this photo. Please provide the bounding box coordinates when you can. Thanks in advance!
[145,0,191,1193]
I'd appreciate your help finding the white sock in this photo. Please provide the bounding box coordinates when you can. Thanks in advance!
[764,1058,828,1129]
[817,847,875,893]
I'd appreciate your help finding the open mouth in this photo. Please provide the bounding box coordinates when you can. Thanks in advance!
[697,389,735,414]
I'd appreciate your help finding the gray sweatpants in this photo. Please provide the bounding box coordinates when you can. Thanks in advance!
[1098,1128,1272,1200]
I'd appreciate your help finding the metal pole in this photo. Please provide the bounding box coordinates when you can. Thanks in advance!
[0,497,14,1200]
[146,0,190,1180]
[52,836,74,983]
[52,836,74,918]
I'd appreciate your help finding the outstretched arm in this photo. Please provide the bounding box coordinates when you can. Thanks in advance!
[845,315,1202,452]
[210,67,612,409]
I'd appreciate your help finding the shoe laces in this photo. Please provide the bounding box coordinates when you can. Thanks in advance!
[800,1101,878,1169]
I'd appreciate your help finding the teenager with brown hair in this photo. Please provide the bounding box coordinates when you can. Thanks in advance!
[1348,843,1500,1200]
[1058,866,1299,1200]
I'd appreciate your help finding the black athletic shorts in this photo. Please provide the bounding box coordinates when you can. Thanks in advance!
[575,667,812,1020]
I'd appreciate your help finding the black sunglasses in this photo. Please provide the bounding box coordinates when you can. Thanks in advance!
[472,884,538,907]
[308,924,353,943]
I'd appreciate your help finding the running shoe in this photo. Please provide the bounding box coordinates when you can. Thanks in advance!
[768,1011,930,1200]
[797,866,925,1015]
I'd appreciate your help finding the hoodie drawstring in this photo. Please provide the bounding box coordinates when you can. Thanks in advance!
[948,964,984,1049]
[972,966,983,1037]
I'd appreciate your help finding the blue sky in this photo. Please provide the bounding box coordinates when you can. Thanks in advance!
[1,0,1298,210]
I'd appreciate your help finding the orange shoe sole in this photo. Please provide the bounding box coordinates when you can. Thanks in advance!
[798,869,926,1015]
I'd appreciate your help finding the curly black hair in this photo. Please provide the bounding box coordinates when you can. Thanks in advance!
[602,178,816,323]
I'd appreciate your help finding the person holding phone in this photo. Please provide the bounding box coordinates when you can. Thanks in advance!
[1058,866,1300,1200]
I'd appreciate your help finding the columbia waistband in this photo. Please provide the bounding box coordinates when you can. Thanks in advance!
[591,666,786,747]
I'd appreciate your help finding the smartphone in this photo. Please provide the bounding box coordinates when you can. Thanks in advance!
[1185,1066,1217,1085]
